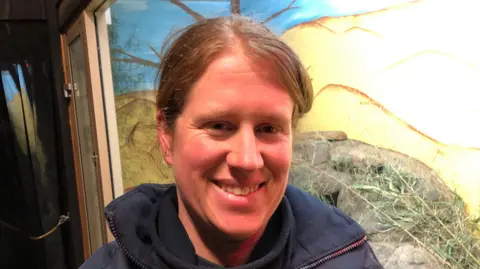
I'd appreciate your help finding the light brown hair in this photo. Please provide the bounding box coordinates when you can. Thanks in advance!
[156,15,313,129]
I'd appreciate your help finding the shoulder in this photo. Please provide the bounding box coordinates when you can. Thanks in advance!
[285,185,383,268]
[79,241,131,269]
[322,241,384,269]
[285,184,364,237]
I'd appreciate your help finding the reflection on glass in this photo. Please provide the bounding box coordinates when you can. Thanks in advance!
[69,37,104,250]
[1,68,30,153]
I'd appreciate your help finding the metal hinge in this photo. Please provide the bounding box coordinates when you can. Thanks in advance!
[92,152,98,165]
[64,83,73,98]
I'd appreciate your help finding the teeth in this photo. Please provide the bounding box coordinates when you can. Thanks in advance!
[219,184,261,196]
[233,188,242,195]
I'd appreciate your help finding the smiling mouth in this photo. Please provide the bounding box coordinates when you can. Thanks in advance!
[213,182,266,196]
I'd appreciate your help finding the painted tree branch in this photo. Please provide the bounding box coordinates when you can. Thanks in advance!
[111,48,158,68]
[263,0,298,24]
[230,0,241,14]
[148,44,162,60]
[169,0,204,21]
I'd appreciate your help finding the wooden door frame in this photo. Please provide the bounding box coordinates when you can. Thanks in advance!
[88,0,125,198]
[60,11,114,259]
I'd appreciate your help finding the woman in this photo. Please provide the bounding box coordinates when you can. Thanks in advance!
[80,16,383,269]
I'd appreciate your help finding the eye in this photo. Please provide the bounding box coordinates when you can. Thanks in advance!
[255,124,280,134]
[207,122,235,133]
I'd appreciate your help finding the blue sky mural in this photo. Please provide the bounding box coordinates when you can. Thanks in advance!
[109,0,414,94]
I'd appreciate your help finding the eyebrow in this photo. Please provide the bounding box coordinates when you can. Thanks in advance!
[195,107,291,123]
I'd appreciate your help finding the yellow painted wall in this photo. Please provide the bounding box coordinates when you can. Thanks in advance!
[282,0,480,216]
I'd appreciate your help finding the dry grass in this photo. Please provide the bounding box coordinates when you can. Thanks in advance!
[299,155,480,268]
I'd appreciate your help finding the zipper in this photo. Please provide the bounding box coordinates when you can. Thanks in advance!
[298,235,368,269]
[107,214,149,269]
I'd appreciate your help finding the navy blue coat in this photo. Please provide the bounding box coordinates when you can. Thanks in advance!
[79,184,383,269]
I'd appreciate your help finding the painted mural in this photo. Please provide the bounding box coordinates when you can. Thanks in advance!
[107,0,480,218]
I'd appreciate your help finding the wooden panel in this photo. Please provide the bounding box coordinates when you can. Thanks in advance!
[62,11,115,256]
[82,11,115,243]
[0,22,50,61]
[95,8,125,199]
[0,0,46,20]
[9,0,46,19]
[57,0,92,33]
[0,0,10,20]
[44,0,86,265]
[61,31,92,258]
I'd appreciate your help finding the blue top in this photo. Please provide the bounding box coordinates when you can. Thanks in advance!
[79,184,383,269]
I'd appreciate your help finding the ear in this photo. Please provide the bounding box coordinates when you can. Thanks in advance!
[156,110,173,166]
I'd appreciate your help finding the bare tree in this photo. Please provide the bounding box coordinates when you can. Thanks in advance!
[111,0,298,68]
[263,0,298,24]
[231,0,240,15]
[170,0,205,21]
[111,48,158,68]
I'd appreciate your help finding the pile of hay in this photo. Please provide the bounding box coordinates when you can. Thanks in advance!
[305,156,480,268]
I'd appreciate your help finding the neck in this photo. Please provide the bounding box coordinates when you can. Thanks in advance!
[177,201,264,266]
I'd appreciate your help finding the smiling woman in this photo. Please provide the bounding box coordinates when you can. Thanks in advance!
[79,15,383,269]
[158,50,295,252]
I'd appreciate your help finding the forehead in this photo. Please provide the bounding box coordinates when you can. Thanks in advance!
[184,52,293,118]
[203,52,275,80]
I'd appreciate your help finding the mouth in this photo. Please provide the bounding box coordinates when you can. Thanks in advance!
[213,181,266,196]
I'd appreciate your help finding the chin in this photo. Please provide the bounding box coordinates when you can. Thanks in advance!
[213,215,267,241]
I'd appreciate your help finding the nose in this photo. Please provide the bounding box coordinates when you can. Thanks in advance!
[226,127,264,171]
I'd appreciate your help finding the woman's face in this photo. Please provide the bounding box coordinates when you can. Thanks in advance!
[159,51,294,240]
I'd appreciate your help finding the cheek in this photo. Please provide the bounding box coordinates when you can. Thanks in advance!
[173,134,225,174]
[263,142,292,179]
[171,136,223,202]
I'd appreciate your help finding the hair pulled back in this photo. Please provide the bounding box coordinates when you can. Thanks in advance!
[156,15,313,129]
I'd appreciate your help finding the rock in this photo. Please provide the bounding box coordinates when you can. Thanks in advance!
[289,162,353,202]
[336,187,385,235]
[329,140,432,178]
[289,133,476,268]
[293,139,331,166]
[370,242,441,269]
[329,139,453,202]
[295,130,348,142]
